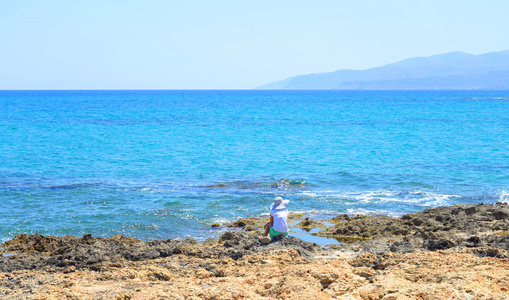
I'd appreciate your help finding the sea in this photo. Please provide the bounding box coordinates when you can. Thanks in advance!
[1,90,508,243]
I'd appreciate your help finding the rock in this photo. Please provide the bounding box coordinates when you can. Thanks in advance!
[288,213,306,220]
[226,218,266,230]
[389,241,414,253]
[218,231,321,260]
[330,214,351,223]
[348,253,379,268]
[260,236,271,244]
[464,236,481,247]
[1,246,508,299]
[297,217,324,230]
[0,234,80,254]
[484,234,509,251]
[358,284,380,300]
[0,234,209,272]
[318,203,509,253]
[492,220,509,230]
[115,294,132,300]
[1,203,509,299]
[227,219,254,228]
[426,239,455,251]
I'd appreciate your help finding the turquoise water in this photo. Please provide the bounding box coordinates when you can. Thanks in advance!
[1,90,508,242]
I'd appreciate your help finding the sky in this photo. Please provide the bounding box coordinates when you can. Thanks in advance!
[1,0,508,89]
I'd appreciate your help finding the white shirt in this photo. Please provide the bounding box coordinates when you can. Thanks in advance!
[270,208,288,233]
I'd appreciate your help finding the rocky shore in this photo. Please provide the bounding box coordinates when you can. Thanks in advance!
[1,203,508,299]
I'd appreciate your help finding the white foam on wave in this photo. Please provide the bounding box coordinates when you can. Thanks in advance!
[419,192,461,207]
[347,190,400,204]
[209,216,233,224]
[499,190,509,203]
[137,187,178,193]
[139,187,163,193]
[299,191,317,197]
[298,189,461,207]
[345,208,403,217]
[290,209,344,216]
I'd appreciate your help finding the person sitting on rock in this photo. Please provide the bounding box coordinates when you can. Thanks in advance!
[260,196,289,244]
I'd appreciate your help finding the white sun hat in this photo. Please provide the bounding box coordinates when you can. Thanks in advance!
[270,196,289,210]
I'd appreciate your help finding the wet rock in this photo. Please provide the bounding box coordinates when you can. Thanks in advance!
[0,234,209,272]
[464,236,481,247]
[493,210,509,220]
[0,229,326,272]
[226,218,266,230]
[218,231,321,260]
[296,217,324,230]
[463,245,509,258]
[331,214,350,222]
[227,219,254,228]
[318,202,509,253]
[484,234,509,251]
[426,239,455,251]
[288,213,305,220]
[492,220,509,230]
[2,203,508,279]
[320,215,399,239]
[0,234,80,254]
[389,241,414,253]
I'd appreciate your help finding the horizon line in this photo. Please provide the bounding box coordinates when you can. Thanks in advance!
[1,89,509,92]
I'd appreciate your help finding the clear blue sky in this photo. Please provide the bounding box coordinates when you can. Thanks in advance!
[1,0,508,89]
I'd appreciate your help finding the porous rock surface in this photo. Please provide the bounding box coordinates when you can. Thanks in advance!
[319,202,509,255]
[1,203,508,299]
[0,231,321,273]
[297,217,325,230]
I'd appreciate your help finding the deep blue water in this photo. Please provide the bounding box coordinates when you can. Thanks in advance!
[1,90,508,242]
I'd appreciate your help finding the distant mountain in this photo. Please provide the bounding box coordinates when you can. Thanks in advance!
[257,50,509,90]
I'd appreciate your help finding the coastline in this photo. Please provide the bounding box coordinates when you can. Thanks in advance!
[1,203,508,299]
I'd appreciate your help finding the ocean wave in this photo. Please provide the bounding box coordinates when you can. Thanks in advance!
[284,208,405,218]
[136,187,178,193]
[349,190,460,207]
[289,209,346,218]
[499,190,509,203]
[297,188,461,207]
[471,96,509,101]
[344,208,404,217]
